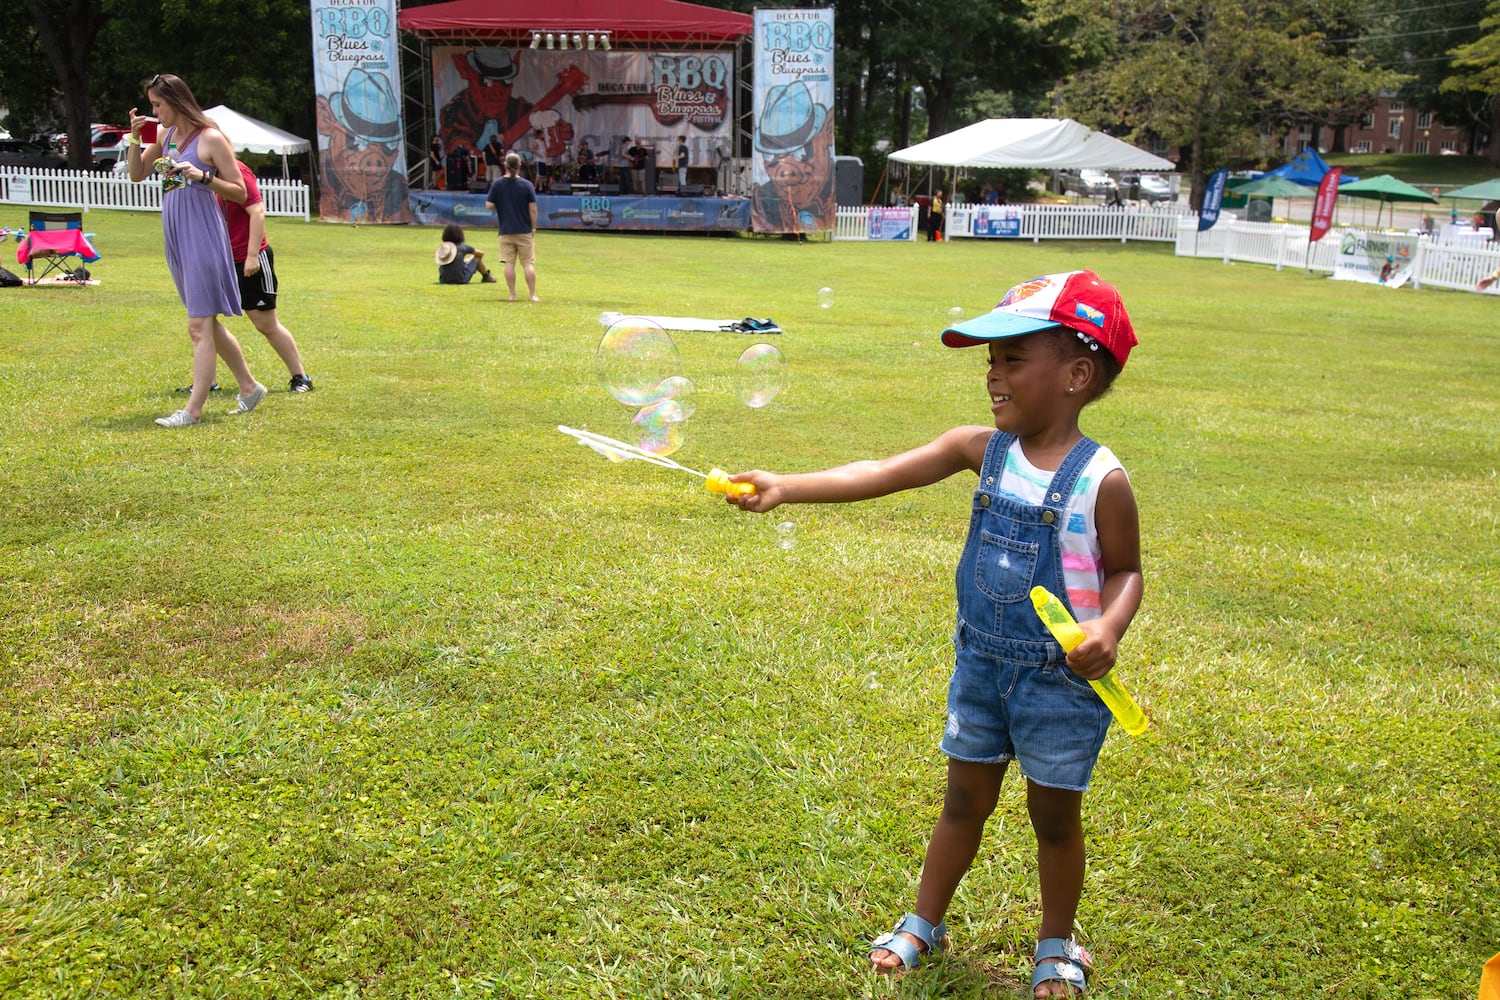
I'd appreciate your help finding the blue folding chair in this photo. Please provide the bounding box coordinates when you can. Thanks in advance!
[19,210,101,284]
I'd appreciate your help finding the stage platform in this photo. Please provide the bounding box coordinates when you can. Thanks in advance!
[408,189,752,233]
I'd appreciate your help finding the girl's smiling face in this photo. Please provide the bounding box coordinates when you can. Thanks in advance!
[985,332,1074,434]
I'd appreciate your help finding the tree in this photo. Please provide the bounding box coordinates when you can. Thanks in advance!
[1441,0,1500,161]
[1053,0,1404,209]
[19,0,110,168]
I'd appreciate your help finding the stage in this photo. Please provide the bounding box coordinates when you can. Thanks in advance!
[407,189,753,233]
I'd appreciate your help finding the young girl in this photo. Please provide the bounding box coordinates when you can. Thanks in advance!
[435,223,496,285]
[724,270,1144,998]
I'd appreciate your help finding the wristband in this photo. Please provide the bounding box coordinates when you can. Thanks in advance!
[128,135,142,146]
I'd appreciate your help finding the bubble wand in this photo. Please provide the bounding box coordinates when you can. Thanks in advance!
[557,425,754,497]
[1030,586,1149,735]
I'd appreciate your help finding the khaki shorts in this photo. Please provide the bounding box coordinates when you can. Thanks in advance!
[499,232,535,266]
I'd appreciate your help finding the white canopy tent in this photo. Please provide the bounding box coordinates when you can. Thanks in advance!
[889,118,1175,171]
[204,105,311,179]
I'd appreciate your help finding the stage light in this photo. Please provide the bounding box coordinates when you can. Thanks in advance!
[600,32,611,50]
[571,34,581,49]
[546,32,556,49]
[530,32,541,50]
[586,33,596,50]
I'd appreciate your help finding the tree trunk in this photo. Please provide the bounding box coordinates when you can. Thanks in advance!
[1487,99,1500,167]
[22,0,105,170]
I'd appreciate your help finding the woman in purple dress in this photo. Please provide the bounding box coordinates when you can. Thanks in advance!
[128,73,267,427]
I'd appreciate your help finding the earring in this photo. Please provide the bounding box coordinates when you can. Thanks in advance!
[1067,386,1076,394]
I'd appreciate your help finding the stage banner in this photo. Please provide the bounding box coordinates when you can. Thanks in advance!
[431,48,735,177]
[751,8,836,234]
[406,191,751,233]
[310,0,411,224]
[868,206,913,241]
[973,205,1023,238]
[1331,230,1419,287]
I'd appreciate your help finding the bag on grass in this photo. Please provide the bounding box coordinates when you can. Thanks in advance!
[0,266,22,288]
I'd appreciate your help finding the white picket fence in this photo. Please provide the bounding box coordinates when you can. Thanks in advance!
[835,202,1188,243]
[0,166,310,220]
[1173,216,1500,292]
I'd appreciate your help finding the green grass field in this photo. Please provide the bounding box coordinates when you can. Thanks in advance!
[2,212,1497,998]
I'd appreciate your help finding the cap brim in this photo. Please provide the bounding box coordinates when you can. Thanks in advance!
[941,310,1063,348]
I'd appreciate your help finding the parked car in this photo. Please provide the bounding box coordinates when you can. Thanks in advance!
[1135,173,1175,204]
[0,138,67,169]
[1077,169,1118,195]
[90,125,127,169]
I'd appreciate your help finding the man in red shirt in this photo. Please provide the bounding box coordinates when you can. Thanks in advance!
[218,161,314,392]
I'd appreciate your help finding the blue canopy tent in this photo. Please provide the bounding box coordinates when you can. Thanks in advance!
[1262,148,1357,187]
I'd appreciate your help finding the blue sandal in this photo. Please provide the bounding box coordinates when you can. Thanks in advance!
[1031,937,1092,995]
[869,912,949,972]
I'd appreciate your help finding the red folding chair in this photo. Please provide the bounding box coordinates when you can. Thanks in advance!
[17,210,101,285]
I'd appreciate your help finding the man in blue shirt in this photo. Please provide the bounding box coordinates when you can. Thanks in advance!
[484,151,539,301]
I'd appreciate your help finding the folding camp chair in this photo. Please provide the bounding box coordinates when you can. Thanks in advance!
[18,210,100,284]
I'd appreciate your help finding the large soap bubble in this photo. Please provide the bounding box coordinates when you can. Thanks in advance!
[736,343,787,409]
[631,399,687,456]
[595,318,682,407]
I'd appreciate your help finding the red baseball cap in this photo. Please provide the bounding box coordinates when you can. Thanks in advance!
[941,270,1137,368]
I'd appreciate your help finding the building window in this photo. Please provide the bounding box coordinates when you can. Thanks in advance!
[1390,100,1405,113]
[1354,140,1372,153]
[1389,119,1402,139]
[1415,139,1429,154]
[1441,140,1458,152]
[1360,113,1374,130]
[1417,111,1433,129]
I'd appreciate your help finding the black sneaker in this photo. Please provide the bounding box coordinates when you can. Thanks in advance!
[481,273,498,283]
[174,382,220,394]
[289,374,315,393]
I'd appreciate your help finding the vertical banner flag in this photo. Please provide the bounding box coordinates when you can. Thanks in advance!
[752,8,836,235]
[1309,167,1342,244]
[311,0,411,224]
[1197,168,1228,231]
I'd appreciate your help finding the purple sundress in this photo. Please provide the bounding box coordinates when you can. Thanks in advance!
[160,127,241,317]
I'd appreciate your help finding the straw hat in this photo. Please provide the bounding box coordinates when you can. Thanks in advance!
[434,241,458,266]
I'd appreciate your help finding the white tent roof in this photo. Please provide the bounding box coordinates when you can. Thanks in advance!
[889,118,1174,171]
[204,105,310,155]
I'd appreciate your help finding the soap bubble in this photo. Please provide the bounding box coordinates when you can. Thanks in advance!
[654,375,697,420]
[631,399,687,456]
[595,319,682,407]
[816,286,834,309]
[736,343,787,409]
[774,520,796,550]
[946,306,964,323]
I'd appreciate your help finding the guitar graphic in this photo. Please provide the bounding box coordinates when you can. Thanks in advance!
[571,89,726,129]
[502,65,589,151]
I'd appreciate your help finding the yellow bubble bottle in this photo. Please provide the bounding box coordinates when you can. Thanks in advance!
[704,469,755,498]
[1029,586,1149,735]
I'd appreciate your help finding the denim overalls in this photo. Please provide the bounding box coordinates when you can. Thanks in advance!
[941,431,1111,791]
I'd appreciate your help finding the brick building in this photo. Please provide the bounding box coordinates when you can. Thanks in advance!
[1282,93,1473,156]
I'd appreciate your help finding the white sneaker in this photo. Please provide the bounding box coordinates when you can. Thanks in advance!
[233,382,267,414]
[155,409,200,428]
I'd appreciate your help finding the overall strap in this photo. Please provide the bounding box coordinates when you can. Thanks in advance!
[1041,436,1100,518]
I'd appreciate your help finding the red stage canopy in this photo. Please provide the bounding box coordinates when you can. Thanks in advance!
[398,0,753,44]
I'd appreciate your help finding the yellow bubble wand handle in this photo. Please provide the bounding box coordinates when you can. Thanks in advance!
[704,469,755,498]
[1029,586,1148,736]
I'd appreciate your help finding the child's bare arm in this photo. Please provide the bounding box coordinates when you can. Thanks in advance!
[1068,467,1143,679]
[725,425,993,514]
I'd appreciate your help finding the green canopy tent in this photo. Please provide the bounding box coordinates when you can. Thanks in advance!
[1336,173,1438,227]
[1441,178,1500,201]
[1229,175,1314,219]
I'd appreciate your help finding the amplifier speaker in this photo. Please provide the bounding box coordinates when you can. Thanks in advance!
[551,182,572,195]
[600,183,621,195]
[679,184,704,197]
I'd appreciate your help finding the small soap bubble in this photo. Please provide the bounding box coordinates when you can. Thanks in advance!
[816,286,834,309]
[595,318,682,407]
[655,375,697,420]
[775,521,796,550]
[631,400,686,456]
[736,343,787,409]
[947,306,964,322]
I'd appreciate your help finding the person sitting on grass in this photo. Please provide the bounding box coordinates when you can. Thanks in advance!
[720,270,1145,998]
[435,223,496,285]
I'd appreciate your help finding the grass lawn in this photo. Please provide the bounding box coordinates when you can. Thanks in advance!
[1,211,1497,998]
